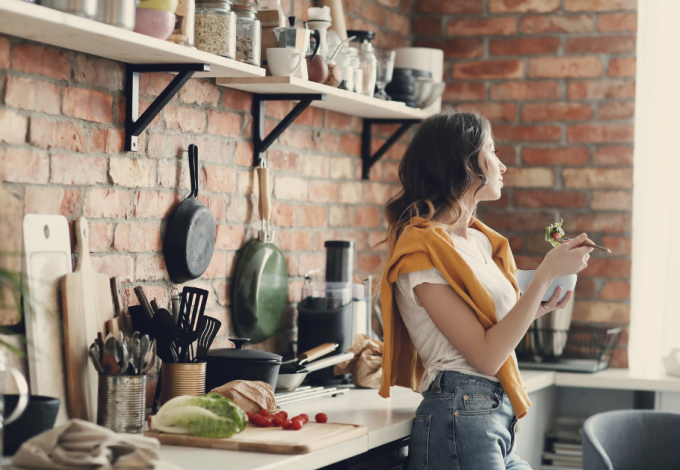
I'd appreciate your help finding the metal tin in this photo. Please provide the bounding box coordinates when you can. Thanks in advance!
[160,361,206,405]
[40,0,98,19]
[97,375,146,434]
[95,0,136,30]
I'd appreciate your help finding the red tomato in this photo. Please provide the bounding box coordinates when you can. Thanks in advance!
[258,409,270,417]
[277,411,288,419]
[291,419,303,431]
[315,413,328,423]
[257,416,274,427]
[298,414,309,424]
[272,416,283,427]
[281,419,293,430]
[551,232,561,241]
[247,413,258,425]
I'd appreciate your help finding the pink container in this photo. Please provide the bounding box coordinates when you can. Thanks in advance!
[134,10,176,40]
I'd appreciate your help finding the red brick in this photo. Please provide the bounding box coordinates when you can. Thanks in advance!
[138,72,174,96]
[0,148,48,184]
[492,125,562,142]
[530,57,603,78]
[569,213,631,233]
[25,187,81,217]
[0,109,27,144]
[455,103,517,122]
[602,236,631,256]
[134,191,181,218]
[522,147,590,165]
[608,58,636,77]
[5,76,60,114]
[592,190,632,210]
[109,158,156,188]
[308,181,338,203]
[581,258,631,278]
[572,301,629,324]
[525,233,552,254]
[234,141,254,166]
[490,81,560,101]
[268,149,299,172]
[329,205,354,227]
[93,256,134,283]
[136,254,169,281]
[496,145,517,165]
[227,197,256,224]
[339,181,364,204]
[298,254,327,276]
[325,112,361,132]
[575,279,596,298]
[515,190,588,208]
[593,146,633,165]
[11,44,69,80]
[565,36,636,54]
[386,11,410,36]
[490,37,560,56]
[361,2,384,25]
[62,87,113,123]
[599,101,635,120]
[297,205,327,228]
[563,168,633,188]
[520,14,594,33]
[354,206,380,228]
[29,118,86,152]
[598,13,637,32]
[358,254,382,272]
[443,82,487,101]
[454,60,525,80]
[197,194,226,222]
[376,0,399,7]
[203,165,236,193]
[274,176,308,201]
[300,155,329,178]
[215,225,244,250]
[493,0,559,12]
[165,105,207,133]
[413,17,442,36]
[90,128,126,154]
[73,54,124,90]
[447,18,517,36]
[311,131,340,154]
[222,88,252,111]
[277,126,312,150]
[567,123,634,143]
[278,230,312,251]
[565,0,637,12]
[414,39,484,59]
[297,106,324,127]
[179,79,221,106]
[84,189,132,218]
[339,229,369,251]
[568,80,635,99]
[339,134,361,156]
[503,167,555,187]
[113,222,162,252]
[364,182,392,205]
[482,212,554,231]
[51,154,106,185]
[416,0,483,14]
[312,230,340,251]
[88,223,113,252]
[521,102,594,122]
[0,37,8,69]
[272,202,297,227]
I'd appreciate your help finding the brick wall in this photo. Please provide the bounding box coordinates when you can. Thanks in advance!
[413,0,637,367]
[0,0,411,359]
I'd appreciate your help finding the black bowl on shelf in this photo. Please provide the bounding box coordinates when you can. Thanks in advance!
[4,395,60,456]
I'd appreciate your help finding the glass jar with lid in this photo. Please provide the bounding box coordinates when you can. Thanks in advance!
[195,0,237,58]
[167,0,196,47]
[348,47,363,94]
[233,3,261,66]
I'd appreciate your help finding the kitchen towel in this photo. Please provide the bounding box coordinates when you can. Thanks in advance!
[12,419,182,470]
[334,334,383,389]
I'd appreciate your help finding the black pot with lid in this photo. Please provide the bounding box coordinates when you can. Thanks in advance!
[204,338,282,391]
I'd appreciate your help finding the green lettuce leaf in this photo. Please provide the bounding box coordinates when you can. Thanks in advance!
[545,219,565,248]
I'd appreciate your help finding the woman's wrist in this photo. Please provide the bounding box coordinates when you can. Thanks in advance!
[534,264,557,286]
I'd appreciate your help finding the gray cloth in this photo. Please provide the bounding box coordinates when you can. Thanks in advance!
[583,409,680,470]
[12,419,183,470]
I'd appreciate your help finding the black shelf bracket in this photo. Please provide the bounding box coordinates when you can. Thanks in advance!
[125,63,210,152]
[361,118,421,180]
[252,93,326,166]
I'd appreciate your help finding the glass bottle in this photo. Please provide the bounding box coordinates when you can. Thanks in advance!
[195,0,237,58]
[360,40,377,98]
[233,4,261,66]
[348,47,362,94]
[167,0,196,47]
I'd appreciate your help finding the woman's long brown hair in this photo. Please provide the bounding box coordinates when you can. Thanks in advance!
[375,111,492,285]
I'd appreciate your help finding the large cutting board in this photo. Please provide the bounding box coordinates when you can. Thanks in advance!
[146,422,367,454]
[22,214,72,425]
[61,217,101,422]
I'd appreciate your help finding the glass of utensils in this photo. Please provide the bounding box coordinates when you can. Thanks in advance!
[374,50,395,100]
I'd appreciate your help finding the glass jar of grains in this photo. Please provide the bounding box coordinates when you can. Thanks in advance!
[195,0,236,58]
[233,3,261,66]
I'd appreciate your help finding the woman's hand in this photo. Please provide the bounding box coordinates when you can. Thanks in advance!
[535,288,573,320]
[536,233,594,281]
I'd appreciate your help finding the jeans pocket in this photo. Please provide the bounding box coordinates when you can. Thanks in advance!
[461,392,502,414]
[408,415,431,470]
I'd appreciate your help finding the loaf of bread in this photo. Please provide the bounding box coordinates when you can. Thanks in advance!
[210,380,277,413]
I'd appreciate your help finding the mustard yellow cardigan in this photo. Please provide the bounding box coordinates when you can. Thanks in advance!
[379,217,532,419]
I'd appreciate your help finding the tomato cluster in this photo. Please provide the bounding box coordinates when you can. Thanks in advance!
[245,410,329,430]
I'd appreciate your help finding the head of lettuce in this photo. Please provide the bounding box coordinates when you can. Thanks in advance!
[151,393,248,438]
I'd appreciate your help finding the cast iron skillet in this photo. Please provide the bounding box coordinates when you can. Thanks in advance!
[163,144,216,283]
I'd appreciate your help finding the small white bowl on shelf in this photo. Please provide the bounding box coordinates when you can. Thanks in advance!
[515,270,577,302]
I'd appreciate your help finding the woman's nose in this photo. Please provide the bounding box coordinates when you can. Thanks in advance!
[500,163,507,173]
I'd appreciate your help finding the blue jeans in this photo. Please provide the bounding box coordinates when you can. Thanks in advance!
[408,370,532,470]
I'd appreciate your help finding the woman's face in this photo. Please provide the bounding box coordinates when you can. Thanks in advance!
[474,137,506,202]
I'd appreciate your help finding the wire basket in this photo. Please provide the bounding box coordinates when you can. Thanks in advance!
[516,324,623,370]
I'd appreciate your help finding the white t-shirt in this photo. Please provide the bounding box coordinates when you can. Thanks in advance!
[395,228,518,392]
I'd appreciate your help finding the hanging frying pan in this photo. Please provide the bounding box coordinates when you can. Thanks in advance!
[232,160,288,343]
[163,144,216,283]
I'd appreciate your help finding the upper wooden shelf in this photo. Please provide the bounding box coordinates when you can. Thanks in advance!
[0,0,265,78]
[216,76,432,120]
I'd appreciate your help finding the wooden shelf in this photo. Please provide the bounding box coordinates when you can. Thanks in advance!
[0,1,265,79]
[216,76,432,120]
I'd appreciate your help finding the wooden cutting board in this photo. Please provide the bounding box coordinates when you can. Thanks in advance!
[22,214,72,425]
[146,422,367,454]
[61,217,101,422]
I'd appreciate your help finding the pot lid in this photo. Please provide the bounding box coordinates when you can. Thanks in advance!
[206,338,282,364]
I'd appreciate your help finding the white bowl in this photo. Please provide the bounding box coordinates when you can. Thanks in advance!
[515,270,577,302]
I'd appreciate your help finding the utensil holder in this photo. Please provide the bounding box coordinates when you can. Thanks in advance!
[160,362,206,405]
[97,375,146,434]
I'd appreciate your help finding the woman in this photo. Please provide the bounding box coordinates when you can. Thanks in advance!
[378,112,593,470]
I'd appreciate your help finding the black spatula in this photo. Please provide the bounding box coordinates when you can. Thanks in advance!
[195,316,221,361]
[177,286,209,362]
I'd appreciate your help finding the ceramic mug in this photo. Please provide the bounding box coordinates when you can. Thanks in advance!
[267,48,303,77]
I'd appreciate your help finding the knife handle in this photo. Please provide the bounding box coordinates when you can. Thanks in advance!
[298,343,339,365]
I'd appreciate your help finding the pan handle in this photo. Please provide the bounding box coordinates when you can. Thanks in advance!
[257,163,271,223]
[302,352,355,373]
[188,144,199,198]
